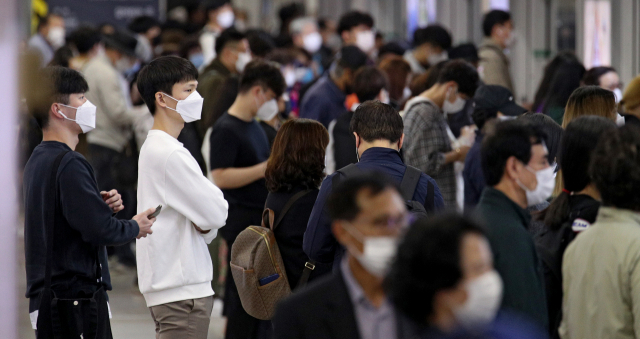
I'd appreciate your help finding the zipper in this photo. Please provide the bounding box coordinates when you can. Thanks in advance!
[248,227,277,270]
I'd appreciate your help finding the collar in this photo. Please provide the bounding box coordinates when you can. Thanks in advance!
[482,37,504,50]
[41,140,72,151]
[483,187,531,226]
[148,129,183,146]
[340,257,393,313]
[359,147,403,165]
[596,206,640,225]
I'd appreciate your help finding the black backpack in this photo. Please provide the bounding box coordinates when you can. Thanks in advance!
[332,164,435,219]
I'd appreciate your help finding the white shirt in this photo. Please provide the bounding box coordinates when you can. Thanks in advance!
[136,130,228,307]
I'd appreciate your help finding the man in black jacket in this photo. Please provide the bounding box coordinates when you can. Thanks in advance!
[273,173,419,339]
[23,66,155,335]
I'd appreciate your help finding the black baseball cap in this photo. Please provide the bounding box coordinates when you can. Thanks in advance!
[473,85,526,116]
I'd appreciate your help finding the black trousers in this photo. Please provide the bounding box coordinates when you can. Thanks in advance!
[220,204,271,339]
[88,144,137,266]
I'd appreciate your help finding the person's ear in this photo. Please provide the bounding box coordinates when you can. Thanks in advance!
[505,156,520,180]
[51,103,64,119]
[155,92,168,109]
[332,221,349,246]
[353,132,360,149]
[398,133,405,150]
[341,31,350,43]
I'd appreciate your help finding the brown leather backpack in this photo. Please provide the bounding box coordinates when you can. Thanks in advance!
[230,190,315,320]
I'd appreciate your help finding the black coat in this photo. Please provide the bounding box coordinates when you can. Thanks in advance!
[266,186,331,289]
[272,268,421,339]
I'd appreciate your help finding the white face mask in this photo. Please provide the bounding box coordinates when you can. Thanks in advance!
[162,91,204,123]
[616,113,626,126]
[303,32,323,54]
[236,52,252,72]
[344,224,398,278]
[256,99,279,121]
[217,10,235,29]
[427,51,448,67]
[454,270,503,329]
[402,86,412,100]
[355,30,375,54]
[613,88,623,103]
[58,100,97,134]
[283,68,297,88]
[504,29,516,48]
[516,164,556,207]
[442,87,466,114]
[47,26,66,49]
[379,89,390,105]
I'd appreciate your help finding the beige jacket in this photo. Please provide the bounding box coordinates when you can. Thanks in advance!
[478,38,514,94]
[83,56,148,152]
[560,207,640,339]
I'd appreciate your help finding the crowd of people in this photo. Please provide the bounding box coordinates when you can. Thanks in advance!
[19,1,640,339]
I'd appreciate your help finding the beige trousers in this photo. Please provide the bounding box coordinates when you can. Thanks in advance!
[149,296,214,339]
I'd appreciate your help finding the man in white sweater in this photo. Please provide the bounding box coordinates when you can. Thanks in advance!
[135,56,229,338]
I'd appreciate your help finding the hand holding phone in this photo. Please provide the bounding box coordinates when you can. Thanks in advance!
[149,205,162,219]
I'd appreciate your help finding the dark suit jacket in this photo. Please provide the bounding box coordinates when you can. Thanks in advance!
[271,268,420,339]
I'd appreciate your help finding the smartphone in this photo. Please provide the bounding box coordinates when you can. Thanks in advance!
[258,273,280,286]
[148,205,162,219]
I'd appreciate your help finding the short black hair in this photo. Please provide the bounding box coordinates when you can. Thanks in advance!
[437,60,480,98]
[327,172,398,221]
[337,11,374,36]
[483,10,511,37]
[351,101,403,144]
[68,26,102,54]
[590,124,640,211]
[127,16,160,34]
[519,112,563,164]
[385,214,486,324]
[352,66,389,103]
[37,66,89,129]
[472,107,498,130]
[582,66,617,86]
[245,29,275,58]
[37,14,62,31]
[481,120,546,186]
[204,0,230,13]
[413,25,452,50]
[238,60,285,98]
[136,56,199,115]
[215,28,245,56]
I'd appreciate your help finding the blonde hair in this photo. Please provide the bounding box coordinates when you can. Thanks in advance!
[561,86,617,128]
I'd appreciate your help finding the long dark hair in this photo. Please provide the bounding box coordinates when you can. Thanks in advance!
[532,51,581,112]
[542,60,586,115]
[582,66,617,86]
[541,116,616,229]
[265,119,329,192]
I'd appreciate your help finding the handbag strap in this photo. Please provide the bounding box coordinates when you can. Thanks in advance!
[44,151,102,289]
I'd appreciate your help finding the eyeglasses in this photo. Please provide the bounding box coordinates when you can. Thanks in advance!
[365,212,416,230]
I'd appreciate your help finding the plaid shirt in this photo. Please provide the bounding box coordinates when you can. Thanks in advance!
[403,99,456,207]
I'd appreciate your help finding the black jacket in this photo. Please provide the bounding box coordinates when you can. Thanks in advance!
[535,194,600,338]
[23,142,139,312]
[477,187,548,330]
[265,186,331,289]
[332,110,357,171]
[272,268,420,339]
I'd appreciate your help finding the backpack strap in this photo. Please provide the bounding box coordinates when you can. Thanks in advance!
[296,260,316,290]
[331,163,361,191]
[399,166,421,201]
[425,180,435,212]
[264,189,313,231]
[44,151,70,289]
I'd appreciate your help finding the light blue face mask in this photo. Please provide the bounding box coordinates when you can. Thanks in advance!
[189,53,205,69]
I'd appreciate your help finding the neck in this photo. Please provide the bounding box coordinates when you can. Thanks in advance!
[358,140,398,157]
[494,179,527,209]
[421,84,446,108]
[330,74,345,92]
[576,184,601,201]
[42,126,79,151]
[227,95,256,122]
[219,57,237,74]
[490,36,506,49]
[207,22,222,33]
[428,307,458,333]
[347,256,386,308]
[151,110,184,138]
